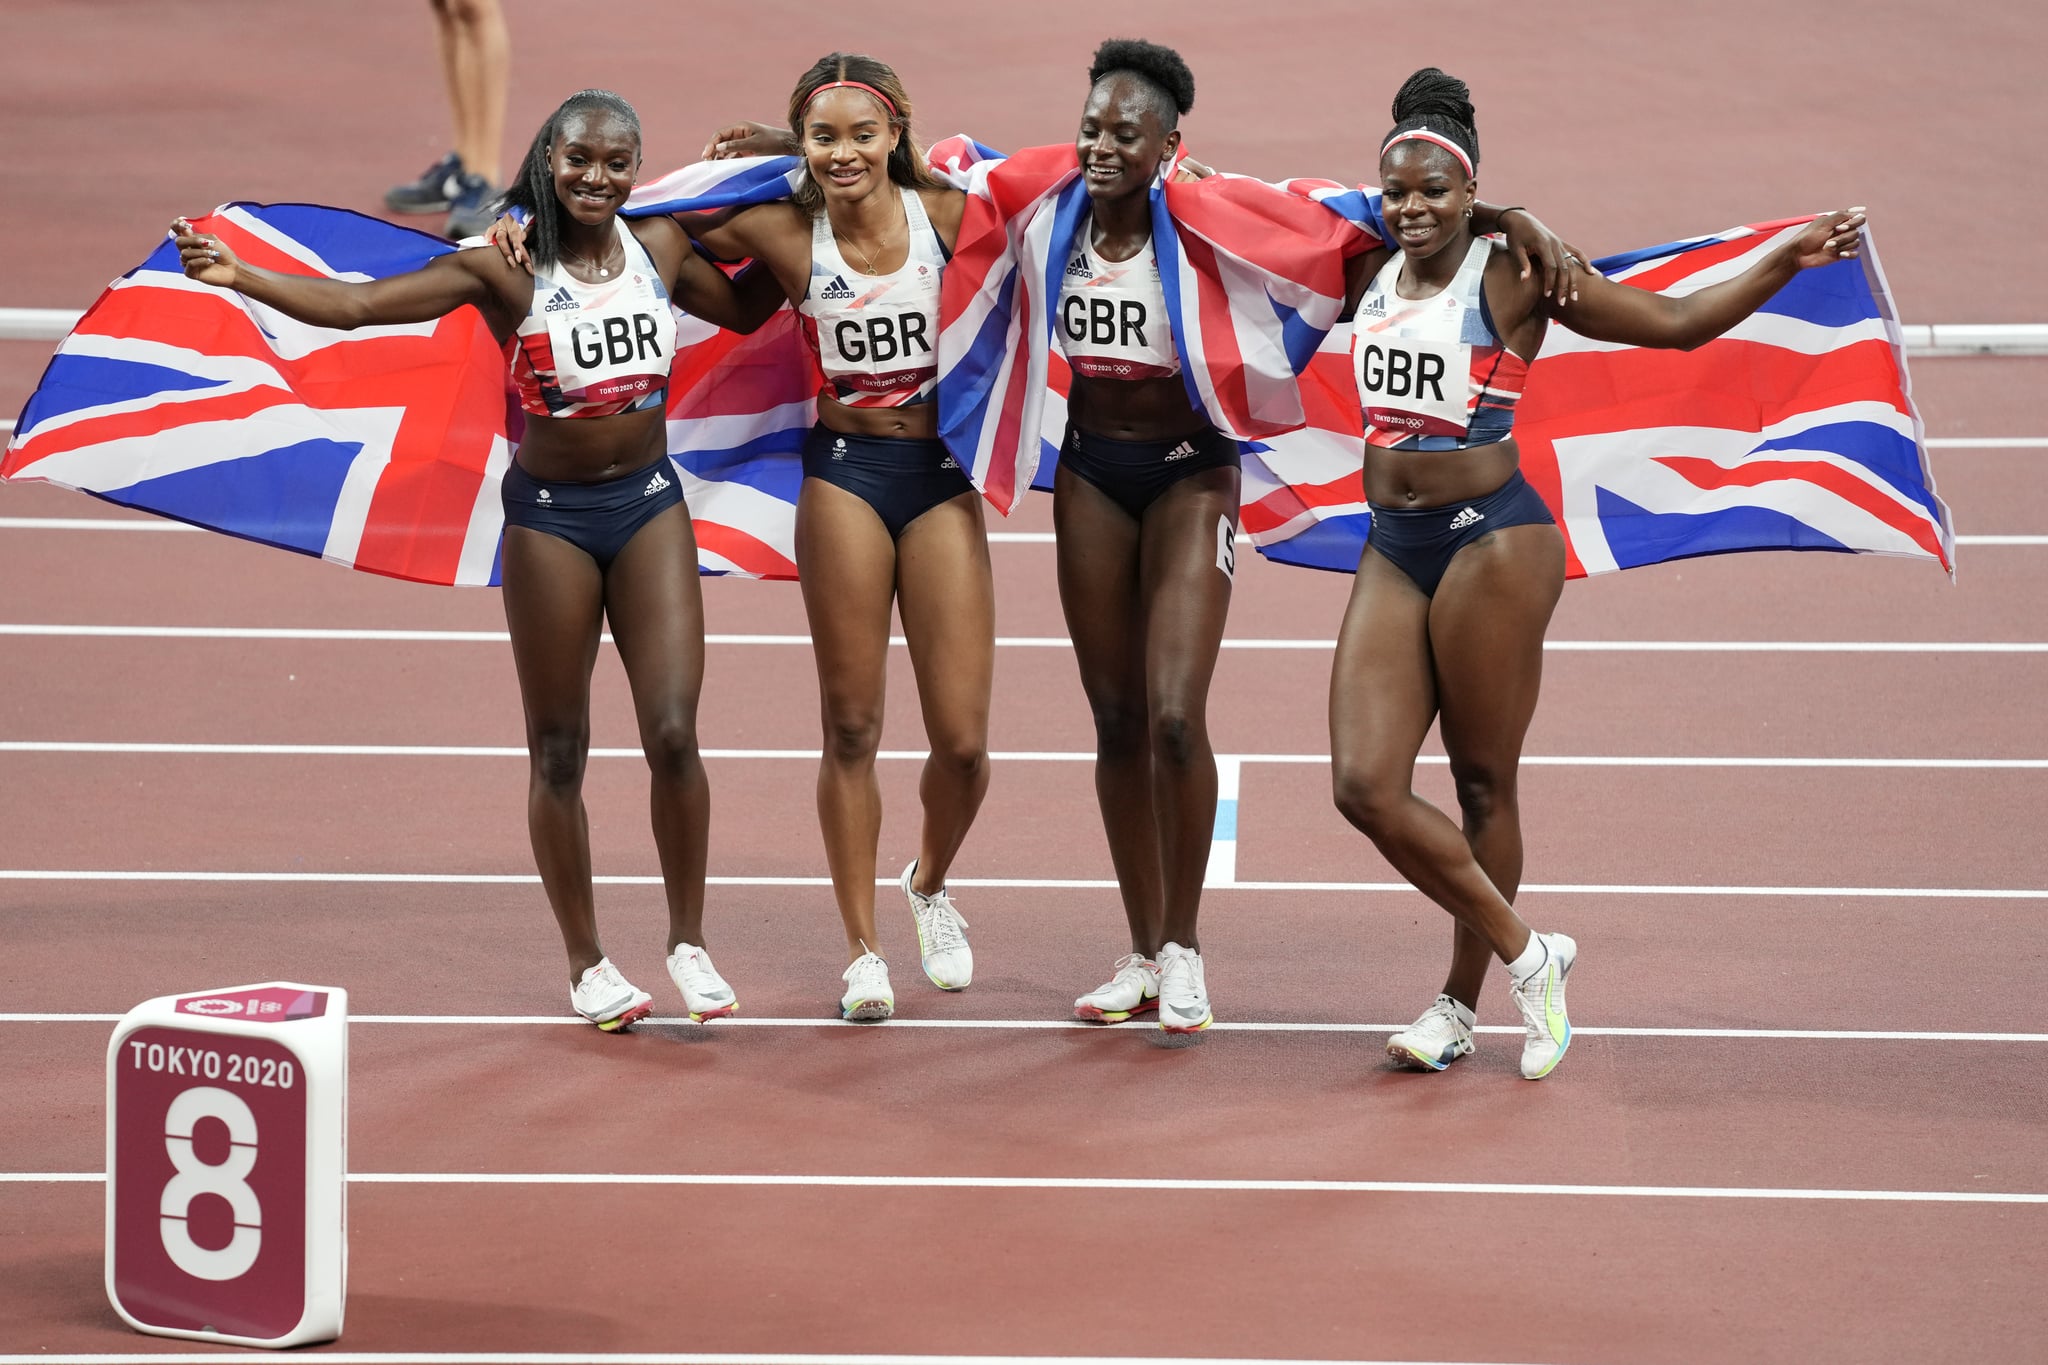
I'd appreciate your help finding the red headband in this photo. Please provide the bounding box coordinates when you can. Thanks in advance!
[800,80,899,119]
[1385,129,1474,178]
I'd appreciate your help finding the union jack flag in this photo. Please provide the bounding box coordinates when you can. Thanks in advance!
[932,142,1380,512]
[2,196,815,584]
[1242,218,1954,577]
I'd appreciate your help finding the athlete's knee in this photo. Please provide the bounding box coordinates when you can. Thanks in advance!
[1148,704,1208,770]
[925,731,989,781]
[1086,694,1148,757]
[641,712,702,779]
[1448,760,1517,828]
[1331,762,1404,837]
[529,724,589,794]
[821,709,884,767]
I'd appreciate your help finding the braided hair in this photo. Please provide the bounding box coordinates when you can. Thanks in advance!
[1380,67,1479,176]
[1087,38,1195,129]
[500,89,642,269]
[786,53,943,218]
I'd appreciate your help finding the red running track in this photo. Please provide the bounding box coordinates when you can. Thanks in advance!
[4,4,2047,1363]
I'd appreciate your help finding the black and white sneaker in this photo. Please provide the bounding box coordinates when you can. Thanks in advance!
[443,172,501,240]
[385,151,465,215]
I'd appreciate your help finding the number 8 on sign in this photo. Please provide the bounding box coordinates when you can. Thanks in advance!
[160,1087,261,1281]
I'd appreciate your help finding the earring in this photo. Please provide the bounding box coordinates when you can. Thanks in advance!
[1464,206,1473,218]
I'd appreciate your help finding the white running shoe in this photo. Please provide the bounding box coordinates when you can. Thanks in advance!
[666,942,738,1022]
[1156,942,1212,1033]
[570,957,653,1032]
[1509,932,1577,1079]
[902,860,973,990]
[1074,953,1161,1023]
[1386,994,1475,1071]
[839,951,896,1021]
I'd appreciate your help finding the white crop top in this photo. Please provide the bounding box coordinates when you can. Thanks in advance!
[1056,220,1180,381]
[797,186,946,408]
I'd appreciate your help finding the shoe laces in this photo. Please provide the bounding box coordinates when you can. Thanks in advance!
[844,950,888,987]
[1418,995,1461,1030]
[583,959,624,991]
[1159,947,1201,994]
[1108,951,1150,981]
[918,889,970,953]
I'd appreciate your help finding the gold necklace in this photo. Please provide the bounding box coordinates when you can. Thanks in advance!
[836,208,901,275]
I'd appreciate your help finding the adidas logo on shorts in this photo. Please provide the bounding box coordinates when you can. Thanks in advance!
[1447,506,1484,530]
[1064,254,1092,280]
[820,274,856,300]
[1164,440,1197,461]
[542,286,579,313]
[643,468,671,496]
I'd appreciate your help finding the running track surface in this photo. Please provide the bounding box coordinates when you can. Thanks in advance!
[3,5,2045,1364]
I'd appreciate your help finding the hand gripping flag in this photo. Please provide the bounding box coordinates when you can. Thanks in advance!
[1241,218,1955,578]
[3,184,818,585]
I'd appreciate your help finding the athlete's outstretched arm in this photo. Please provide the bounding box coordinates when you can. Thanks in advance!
[173,218,511,334]
[1542,209,1866,351]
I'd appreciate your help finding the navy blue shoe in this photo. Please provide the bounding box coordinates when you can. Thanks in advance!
[443,172,500,240]
[385,151,464,215]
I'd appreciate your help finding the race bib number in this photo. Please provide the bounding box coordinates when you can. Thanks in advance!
[1354,333,1468,440]
[545,293,675,404]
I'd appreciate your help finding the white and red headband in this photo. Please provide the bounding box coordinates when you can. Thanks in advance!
[1384,128,1474,178]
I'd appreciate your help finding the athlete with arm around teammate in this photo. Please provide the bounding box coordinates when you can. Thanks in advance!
[1330,69,1866,1078]
[175,89,784,1032]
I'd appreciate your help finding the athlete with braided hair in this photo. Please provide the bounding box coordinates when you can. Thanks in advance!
[176,90,786,1031]
[1329,69,1866,1078]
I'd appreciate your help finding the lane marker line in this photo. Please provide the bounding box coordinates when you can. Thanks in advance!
[5,1012,2043,1042]
[0,869,2040,897]
[4,623,2048,653]
[2,741,2044,770]
[1206,756,1241,888]
[5,1170,2042,1203]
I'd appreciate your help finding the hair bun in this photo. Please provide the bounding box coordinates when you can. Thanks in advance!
[1390,68,1473,127]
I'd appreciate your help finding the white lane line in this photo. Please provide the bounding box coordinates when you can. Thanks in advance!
[3,742,2044,770]
[0,869,2039,898]
[5,1013,2042,1042]
[4,1170,2042,1204]
[4,623,2048,653]
[1206,756,1241,887]
[0,1355,1549,1365]
[7,520,2047,548]
[1927,437,2048,448]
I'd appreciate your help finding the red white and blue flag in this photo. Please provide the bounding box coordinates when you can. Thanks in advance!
[1242,218,1954,577]
[1,196,814,584]
[6,164,1950,584]
[932,142,1381,512]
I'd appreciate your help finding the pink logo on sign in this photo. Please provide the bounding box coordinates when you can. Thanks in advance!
[175,989,327,1023]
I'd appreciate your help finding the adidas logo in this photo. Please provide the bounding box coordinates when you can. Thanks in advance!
[1064,255,1092,280]
[820,274,856,301]
[536,488,552,504]
[642,469,671,497]
[1447,506,1484,530]
[1360,295,1387,318]
[1164,440,1198,461]
[832,437,848,460]
[542,286,578,313]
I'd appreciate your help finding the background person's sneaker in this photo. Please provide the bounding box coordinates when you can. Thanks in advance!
[1074,953,1160,1022]
[385,151,464,214]
[1156,942,1212,1033]
[1386,994,1475,1071]
[666,942,737,1022]
[443,172,500,240]
[570,957,653,1033]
